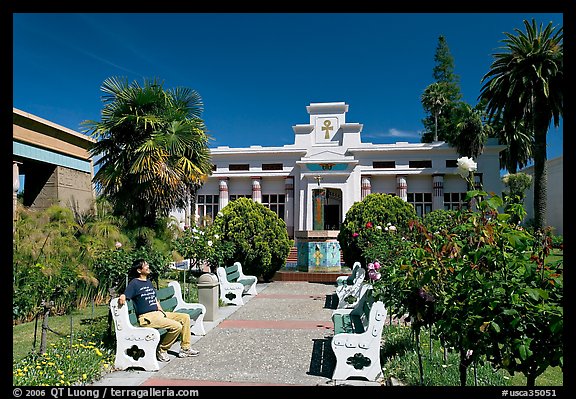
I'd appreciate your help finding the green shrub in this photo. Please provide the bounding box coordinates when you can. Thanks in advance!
[212,198,292,281]
[422,209,459,234]
[338,193,417,267]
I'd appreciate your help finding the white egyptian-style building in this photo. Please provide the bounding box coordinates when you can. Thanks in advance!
[172,102,505,242]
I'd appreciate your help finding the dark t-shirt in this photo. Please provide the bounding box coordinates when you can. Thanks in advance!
[124,278,158,316]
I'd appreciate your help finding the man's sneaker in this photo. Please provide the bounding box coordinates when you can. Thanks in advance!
[178,348,200,358]
[156,351,170,362]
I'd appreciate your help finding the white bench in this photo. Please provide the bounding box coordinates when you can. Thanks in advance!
[225,262,258,295]
[216,266,245,306]
[335,261,361,287]
[109,281,206,371]
[335,262,366,309]
[331,287,387,381]
[216,262,258,306]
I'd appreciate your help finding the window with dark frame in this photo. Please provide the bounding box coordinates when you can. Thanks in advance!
[262,163,283,171]
[409,160,432,168]
[196,194,219,225]
[261,194,286,220]
[407,192,432,217]
[229,164,250,171]
[373,161,395,169]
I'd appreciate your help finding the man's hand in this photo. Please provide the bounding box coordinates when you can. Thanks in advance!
[118,294,126,307]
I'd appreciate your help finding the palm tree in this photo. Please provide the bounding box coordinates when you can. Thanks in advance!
[421,82,449,142]
[82,77,213,229]
[451,101,493,159]
[491,114,534,174]
[479,19,563,230]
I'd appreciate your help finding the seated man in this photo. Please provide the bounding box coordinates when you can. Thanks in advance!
[118,259,200,362]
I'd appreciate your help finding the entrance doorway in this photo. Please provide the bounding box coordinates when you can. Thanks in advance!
[324,204,340,230]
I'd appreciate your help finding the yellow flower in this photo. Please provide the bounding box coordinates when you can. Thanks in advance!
[82,374,87,380]
[57,370,64,374]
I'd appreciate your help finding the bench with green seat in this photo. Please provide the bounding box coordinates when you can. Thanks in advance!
[224,262,258,296]
[109,281,205,371]
[330,285,387,381]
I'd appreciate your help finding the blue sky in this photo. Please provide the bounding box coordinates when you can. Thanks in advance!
[13,13,564,163]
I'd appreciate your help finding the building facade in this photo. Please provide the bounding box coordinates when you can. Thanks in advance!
[172,102,505,240]
[13,108,96,219]
[520,155,563,236]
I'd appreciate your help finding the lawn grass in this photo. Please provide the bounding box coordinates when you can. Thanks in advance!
[13,302,110,364]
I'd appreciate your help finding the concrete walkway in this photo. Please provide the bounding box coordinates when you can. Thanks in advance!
[91,281,383,387]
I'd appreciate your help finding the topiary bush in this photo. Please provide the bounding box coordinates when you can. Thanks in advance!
[211,198,292,281]
[338,193,417,267]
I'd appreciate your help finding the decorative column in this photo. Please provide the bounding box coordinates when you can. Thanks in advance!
[361,175,371,199]
[251,177,262,203]
[432,174,444,211]
[284,176,294,237]
[218,177,229,211]
[13,161,21,221]
[396,175,407,202]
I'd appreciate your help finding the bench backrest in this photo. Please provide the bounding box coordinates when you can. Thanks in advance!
[346,262,361,284]
[224,264,240,283]
[350,286,374,329]
[156,286,177,312]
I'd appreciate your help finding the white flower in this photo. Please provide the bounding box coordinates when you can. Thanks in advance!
[214,234,219,239]
[387,222,392,226]
[207,240,213,247]
[217,212,224,217]
[375,225,382,230]
[385,226,389,231]
[456,156,477,178]
[115,241,122,248]
[388,225,397,232]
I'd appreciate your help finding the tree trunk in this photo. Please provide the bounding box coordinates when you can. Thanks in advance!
[533,118,548,231]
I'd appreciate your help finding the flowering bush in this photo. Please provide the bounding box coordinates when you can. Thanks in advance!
[338,193,417,267]
[13,327,114,386]
[171,221,235,273]
[360,157,563,386]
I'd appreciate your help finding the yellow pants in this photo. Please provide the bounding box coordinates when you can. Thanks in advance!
[138,310,191,353]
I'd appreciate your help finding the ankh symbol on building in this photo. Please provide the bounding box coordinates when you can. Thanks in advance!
[322,120,333,139]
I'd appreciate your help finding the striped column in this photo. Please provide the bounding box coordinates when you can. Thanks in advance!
[218,177,229,210]
[361,175,371,199]
[252,177,262,203]
[284,176,294,238]
[432,174,444,211]
[396,175,407,202]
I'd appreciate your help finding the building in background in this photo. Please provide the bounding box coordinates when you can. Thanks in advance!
[172,102,506,242]
[520,155,563,236]
[13,108,96,220]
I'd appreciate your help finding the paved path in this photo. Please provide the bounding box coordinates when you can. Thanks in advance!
[92,281,382,387]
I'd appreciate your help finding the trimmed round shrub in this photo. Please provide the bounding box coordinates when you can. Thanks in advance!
[422,209,459,234]
[212,198,292,281]
[338,193,417,267]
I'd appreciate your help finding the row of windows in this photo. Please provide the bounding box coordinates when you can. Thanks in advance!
[219,163,284,171]
[219,160,461,171]
[373,160,460,169]
[407,192,468,217]
[197,191,468,224]
[196,193,287,224]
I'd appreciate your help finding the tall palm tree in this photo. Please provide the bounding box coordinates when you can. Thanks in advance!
[479,19,563,230]
[82,77,213,228]
[421,82,449,142]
